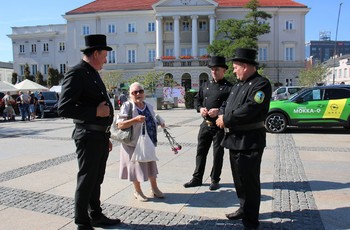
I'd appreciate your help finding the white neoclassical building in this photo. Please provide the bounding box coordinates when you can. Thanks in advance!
[9,0,309,90]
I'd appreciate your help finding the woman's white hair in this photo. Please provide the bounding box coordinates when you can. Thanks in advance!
[129,82,144,96]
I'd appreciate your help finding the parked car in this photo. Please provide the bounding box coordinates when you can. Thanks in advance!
[34,91,59,117]
[272,86,304,100]
[265,85,350,133]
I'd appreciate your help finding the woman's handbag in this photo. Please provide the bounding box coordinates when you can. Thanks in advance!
[131,122,158,162]
[110,102,133,144]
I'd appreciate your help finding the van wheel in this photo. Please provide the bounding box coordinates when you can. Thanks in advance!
[265,113,287,133]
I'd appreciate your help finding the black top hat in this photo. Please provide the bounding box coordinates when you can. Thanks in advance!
[231,48,259,66]
[80,34,112,52]
[208,56,228,69]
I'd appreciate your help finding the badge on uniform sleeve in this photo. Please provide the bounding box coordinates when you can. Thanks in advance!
[254,91,265,104]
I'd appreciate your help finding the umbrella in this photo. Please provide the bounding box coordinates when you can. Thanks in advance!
[14,79,48,92]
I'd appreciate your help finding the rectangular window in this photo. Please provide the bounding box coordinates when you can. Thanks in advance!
[108,50,116,64]
[60,64,66,74]
[31,64,38,75]
[198,21,207,31]
[108,24,116,33]
[285,20,294,30]
[44,64,50,74]
[199,48,207,56]
[20,65,25,75]
[148,22,155,32]
[128,50,136,63]
[165,48,174,56]
[182,21,190,31]
[59,42,65,51]
[43,43,49,52]
[82,25,90,35]
[285,47,294,61]
[258,47,267,61]
[128,23,136,33]
[19,45,25,53]
[148,49,156,62]
[181,48,191,56]
[165,22,173,31]
[31,44,37,53]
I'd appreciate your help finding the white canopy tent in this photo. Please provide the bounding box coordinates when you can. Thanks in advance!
[0,81,18,93]
[49,85,62,94]
[14,79,48,92]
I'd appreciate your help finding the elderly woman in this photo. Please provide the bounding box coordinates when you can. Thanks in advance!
[116,82,165,202]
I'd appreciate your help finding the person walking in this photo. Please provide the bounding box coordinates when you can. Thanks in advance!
[58,34,120,230]
[216,48,272,230]
[116,82,165,202]
[37,92,45,119]
[184,56,232,190]
[2,91,15,121]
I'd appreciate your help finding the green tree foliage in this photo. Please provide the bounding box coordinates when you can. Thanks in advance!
[298,65,328,87]
[127,71,163,96]
[207,0,272,83]
[35,71,45,86]
[47,68,63,88]
[102,71,123,93]
[23,64,34,81]
[12,72,18,84]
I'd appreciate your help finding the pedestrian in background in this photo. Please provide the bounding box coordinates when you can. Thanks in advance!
[216,48,272,230]
[58,34,120,230]
[184,56,232,190]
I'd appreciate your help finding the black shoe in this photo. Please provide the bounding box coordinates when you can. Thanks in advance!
[225,209,244,220]
[91,214,121,227]
[209,182,220,190]
[77,226,94,230]
[183,179,202,188]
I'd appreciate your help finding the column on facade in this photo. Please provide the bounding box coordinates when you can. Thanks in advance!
[191,15,198,58]
[173,16,180,58]
[156,16,163,59]
[209,15,216,45]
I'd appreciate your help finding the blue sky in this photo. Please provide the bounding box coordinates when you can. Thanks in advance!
[0,0,349,62]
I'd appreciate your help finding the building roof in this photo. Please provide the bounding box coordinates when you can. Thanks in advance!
[66,0,306,15]
[0,62,13,69]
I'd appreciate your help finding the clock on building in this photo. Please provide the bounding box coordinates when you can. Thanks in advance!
[180,0,191,5]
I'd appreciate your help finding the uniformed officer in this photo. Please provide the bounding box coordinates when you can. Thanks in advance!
[184,56,232,190]
[58,34,120,230]
[216,48,272,230]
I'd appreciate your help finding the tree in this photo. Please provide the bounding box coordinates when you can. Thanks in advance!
[101,70,123,94]
[47,68,63,88]
[23,63,34,81]
[298,65,328,87]
[207,0,272,83]
[12,72,18,84]
[127,71,163,96]
[35,71,45,86]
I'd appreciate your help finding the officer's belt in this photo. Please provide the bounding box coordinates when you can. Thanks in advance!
[76,123,111,133]
[224,121,265,132]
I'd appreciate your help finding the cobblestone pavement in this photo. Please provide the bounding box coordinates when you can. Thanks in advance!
[0,107,349,230]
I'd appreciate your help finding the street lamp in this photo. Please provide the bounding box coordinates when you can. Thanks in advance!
[332,2,343,85]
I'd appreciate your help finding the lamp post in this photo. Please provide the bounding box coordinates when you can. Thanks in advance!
[332,2,343,85]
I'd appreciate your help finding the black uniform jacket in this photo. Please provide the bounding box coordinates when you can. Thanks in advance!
[58,60,113,139]
[221,72,272,150]
[195,78,232,124]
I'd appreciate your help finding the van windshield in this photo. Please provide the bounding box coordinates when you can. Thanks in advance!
[42,92,58,100]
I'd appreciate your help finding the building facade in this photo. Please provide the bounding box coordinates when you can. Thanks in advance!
[323,54,350,85]
[9,0,309,90]
[305,40,350,64]
[0,62,13,83]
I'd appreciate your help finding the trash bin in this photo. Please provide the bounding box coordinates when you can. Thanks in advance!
[173,97,178,108]
[156,97,163,110]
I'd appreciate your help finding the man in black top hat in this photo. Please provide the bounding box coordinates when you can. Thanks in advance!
[58,34,120,230]
[216,48,272,230]
[184,56,232,190]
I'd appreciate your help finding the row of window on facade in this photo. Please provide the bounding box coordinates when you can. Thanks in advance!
[84,19,296,35]
[19,42,65,54]
[328,68,350,80]
[18,64,66,76]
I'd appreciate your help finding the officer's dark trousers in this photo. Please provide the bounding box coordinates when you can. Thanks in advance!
[193,122,225,183]
[74,137,109,226]
[229,149,264,229]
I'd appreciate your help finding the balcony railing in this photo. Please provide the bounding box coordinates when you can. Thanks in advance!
[157,56,210,68]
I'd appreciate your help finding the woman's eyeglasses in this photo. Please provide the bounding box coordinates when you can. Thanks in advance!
[131,89,144,95]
